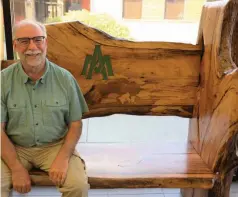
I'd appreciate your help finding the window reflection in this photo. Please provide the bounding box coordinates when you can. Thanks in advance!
[11,0,91,24]
[9,0,213,43]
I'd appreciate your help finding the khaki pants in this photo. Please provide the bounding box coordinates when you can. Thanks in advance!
[1,140,89,197]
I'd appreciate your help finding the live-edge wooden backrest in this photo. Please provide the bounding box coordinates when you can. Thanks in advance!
[1,21,203,119]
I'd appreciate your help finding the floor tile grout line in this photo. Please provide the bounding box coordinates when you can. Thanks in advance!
[10,186,238,196]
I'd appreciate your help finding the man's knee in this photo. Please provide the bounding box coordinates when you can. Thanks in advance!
[59,155,89,196]
[1,178,12,196]
[63,168,89,191]
[65,179,89,192]
[59,177,89,196]
[1,176,12,191]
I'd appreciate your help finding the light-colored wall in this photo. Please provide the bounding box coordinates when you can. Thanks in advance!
[0,0,4,60]
[25,0,35,20]
[142,0,165,20]
[91,0,205,21]
[121,20,199,44]
[90,0,123,20]
[56,0,64,18]
[184,0,206,21]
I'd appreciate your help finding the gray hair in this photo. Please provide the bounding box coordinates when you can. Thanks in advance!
[12,19,47,39]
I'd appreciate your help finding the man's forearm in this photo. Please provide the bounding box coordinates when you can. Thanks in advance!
[57,120,82,160]
[1,128,23,171]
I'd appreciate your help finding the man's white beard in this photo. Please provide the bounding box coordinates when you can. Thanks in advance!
[19,50,45,67]
[25,54,43,67]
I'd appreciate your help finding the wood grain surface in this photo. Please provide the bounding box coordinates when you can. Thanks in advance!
[29,142,214,189]
[187,0,238,196]
[1,20,202,118]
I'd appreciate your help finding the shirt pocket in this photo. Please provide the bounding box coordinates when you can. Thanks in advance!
[43,98,68,127]
[7,100,27,126]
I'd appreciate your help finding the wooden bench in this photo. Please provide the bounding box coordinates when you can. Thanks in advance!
[1,0,238,196]
[27,143,214,189]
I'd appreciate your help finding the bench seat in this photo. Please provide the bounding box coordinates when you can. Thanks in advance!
[29,142,215,189]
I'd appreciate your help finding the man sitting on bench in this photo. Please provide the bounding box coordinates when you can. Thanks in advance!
[1,20,89,197]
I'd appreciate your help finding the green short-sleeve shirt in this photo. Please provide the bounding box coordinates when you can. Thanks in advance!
[1,59,89,147]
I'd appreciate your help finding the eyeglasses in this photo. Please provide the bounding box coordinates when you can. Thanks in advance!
[15,36,45,47]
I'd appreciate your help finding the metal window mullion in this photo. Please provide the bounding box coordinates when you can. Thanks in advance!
[2,0,14,60]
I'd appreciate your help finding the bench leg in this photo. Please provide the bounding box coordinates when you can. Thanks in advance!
[180,188,208,197]
[181,169,235,197]
[208,169,234,197]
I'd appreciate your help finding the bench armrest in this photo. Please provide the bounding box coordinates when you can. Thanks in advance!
[189,0,238,174]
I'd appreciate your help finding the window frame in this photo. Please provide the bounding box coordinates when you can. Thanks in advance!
[2,0,14,59]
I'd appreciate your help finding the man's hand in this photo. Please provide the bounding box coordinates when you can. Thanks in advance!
[1,125,31,194]
[49,156,69,187]
[11,165,31,194]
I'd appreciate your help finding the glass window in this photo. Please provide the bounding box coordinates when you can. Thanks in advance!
[9,0,212,44]
[1,1,6,60]
[123,0,205,21]
[12,0,26,24]
[10,0,91,24]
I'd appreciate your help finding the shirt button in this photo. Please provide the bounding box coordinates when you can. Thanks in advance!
[35,105,37,108]
[33,88,35,90]
[13,104,16,107]
[36,123,39,126]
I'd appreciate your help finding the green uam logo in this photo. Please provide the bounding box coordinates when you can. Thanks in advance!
[81,45,114,80]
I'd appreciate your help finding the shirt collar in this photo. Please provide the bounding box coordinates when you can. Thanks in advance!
[18,58,50,84]
[40,59,49,84]
[18,61,29,84]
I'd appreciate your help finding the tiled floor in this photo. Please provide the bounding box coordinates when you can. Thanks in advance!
[11,184,238,197]
[9,115,238,196]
